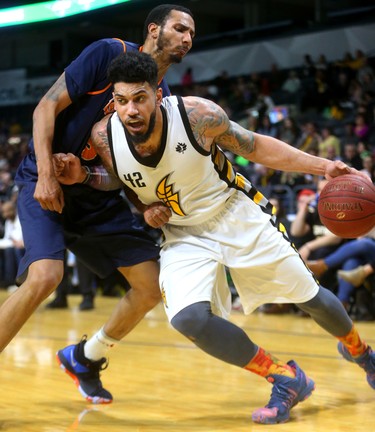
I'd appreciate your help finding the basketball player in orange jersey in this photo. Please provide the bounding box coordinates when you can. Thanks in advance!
[55,51,374,425]
[3,5,195,404]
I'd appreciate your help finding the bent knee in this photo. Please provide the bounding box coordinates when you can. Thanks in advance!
[25,260,64,297]
[144,286,162,309]
[171,302,211,338]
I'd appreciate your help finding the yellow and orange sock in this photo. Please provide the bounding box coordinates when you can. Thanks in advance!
[337,325,367,357]
[244,347,295,380]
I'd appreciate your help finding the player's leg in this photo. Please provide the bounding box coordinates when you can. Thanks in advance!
[159,235,315,425]
[56,232,160,403]
[0,181,65,352]
[297,285,375,389]
[101,259,161,338]
[0,259,63,351]
[225,192,374,393]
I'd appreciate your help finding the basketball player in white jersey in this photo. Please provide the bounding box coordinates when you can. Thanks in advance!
[54,51,375,425]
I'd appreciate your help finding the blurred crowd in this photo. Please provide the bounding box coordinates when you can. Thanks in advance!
[0,48,374,319]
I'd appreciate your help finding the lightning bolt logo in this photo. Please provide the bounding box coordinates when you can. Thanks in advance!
[156,174,186,216]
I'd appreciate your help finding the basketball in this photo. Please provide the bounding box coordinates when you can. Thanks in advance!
[318,174,375,238]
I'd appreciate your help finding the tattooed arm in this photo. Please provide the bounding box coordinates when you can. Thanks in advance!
[184,96,357,179]
[89,115,172,226]
[85,115,124,190]
[33,73,72,213]
[51,115,122,191]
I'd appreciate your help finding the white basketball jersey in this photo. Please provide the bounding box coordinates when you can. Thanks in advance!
[108,95,267,226]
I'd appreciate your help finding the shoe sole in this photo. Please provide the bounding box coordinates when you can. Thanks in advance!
[56,352,112,404]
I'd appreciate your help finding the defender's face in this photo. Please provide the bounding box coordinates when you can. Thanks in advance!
[113,82,162,144]
[156,11,195,63]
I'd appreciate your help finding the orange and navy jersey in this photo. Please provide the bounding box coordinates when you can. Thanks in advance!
[16,38,171,226]
[27,38,171,165]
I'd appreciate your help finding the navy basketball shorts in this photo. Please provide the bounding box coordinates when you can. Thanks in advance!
[17,181,160,281]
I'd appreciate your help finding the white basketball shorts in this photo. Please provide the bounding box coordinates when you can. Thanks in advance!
[159,190,319,322]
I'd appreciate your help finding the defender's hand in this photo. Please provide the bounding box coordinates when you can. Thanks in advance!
[53,153,87,185]
[144,202,172,228]
[34,174,65,213]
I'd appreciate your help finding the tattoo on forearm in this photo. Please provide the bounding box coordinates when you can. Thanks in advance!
[85,165,123,191]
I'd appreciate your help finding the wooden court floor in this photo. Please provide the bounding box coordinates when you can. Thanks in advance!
[0,291,374,432]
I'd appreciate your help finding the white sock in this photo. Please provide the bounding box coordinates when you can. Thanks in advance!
[84,327,118,361]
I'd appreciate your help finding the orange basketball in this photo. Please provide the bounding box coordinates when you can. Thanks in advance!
[317,174,375,238]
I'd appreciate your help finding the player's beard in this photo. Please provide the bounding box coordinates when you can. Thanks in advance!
[127,107,157,145]
[156,28,183,64]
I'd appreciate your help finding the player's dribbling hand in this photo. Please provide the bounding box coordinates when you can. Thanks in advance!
[324,160,371,184]
[144,202,172,228]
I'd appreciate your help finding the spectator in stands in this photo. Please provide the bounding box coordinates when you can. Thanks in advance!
[325,145,342,162]
[278,116,300,147]
[281,70,301,96]
[307,232,375,320]
[335,51,356,75]
[181,67,193,87]
[256,114,279,138]
[348,79,364,107]
[360,154,374,180]
[341,142,363,170]
[315,54,329,72]
[301,53,315,78]
[290,180,344,259]
[330,71,351,105]
[268,63,284,93]
[296,121,321,154]
[312,69,331,112]
[252,163,281,188]
[349,49,368,71]
[213,70,231,99]
[353,112,370,141]
[290,180,347,295]
[318,126,341,158]
[359,71,375,94]
[0,200,24,291]
[340,121,358,145]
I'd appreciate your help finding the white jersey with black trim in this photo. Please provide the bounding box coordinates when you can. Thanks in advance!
[108,95,270,226]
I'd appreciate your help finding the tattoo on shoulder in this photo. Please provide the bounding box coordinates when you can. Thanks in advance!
[185,98,229,149]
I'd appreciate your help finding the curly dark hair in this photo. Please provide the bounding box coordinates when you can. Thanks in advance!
[107,51,158,89]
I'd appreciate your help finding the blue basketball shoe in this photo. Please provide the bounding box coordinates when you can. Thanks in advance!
[337,342,375,389]
[57,336,113,404]
[251,360,315,424]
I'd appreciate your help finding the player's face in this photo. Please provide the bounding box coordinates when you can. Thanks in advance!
[113,83,162,144]
[156,11,195,63]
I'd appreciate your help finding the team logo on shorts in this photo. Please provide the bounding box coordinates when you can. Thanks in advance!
[160,287,168,308]
[156,174,186,216]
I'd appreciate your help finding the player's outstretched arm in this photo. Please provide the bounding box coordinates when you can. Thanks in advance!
[186,96,368,181]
